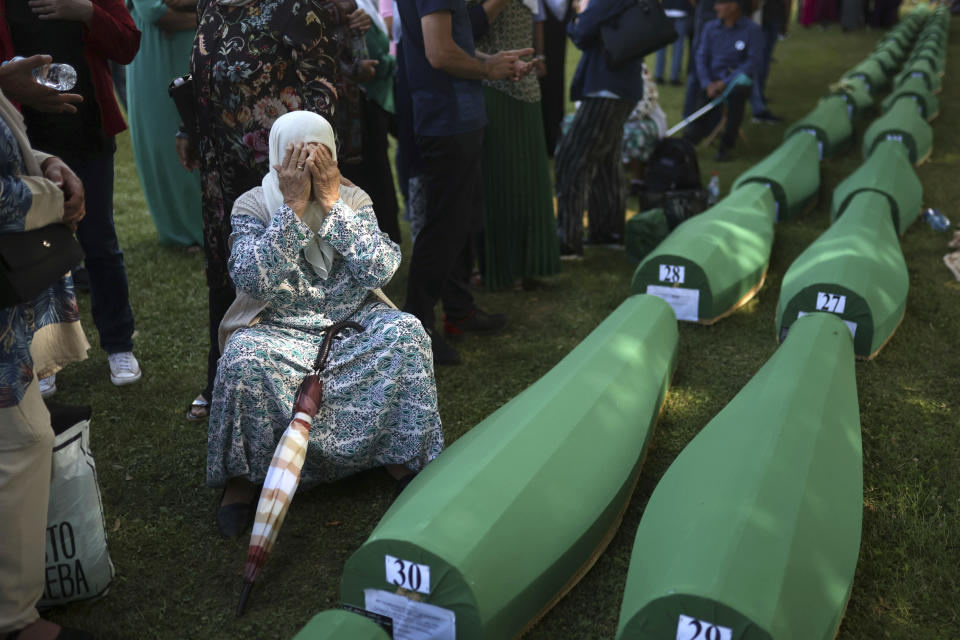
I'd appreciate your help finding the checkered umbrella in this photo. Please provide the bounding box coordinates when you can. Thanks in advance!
[237,320,365,616]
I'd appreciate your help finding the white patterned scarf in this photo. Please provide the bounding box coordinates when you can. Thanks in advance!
[262,111,337,279]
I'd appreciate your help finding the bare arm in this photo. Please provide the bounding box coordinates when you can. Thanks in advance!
[421,10,533,79]
[156,7,197,31]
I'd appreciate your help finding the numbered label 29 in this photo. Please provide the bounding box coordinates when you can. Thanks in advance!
[659,264,686,284]
[385,555,431,594]
[676,614,732,640]
[816,291,846,313]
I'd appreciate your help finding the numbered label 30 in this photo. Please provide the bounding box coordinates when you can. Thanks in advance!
[385,555,431,595]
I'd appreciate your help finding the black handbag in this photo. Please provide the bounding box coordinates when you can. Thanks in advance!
[0,223,85,308]
[168,74,197,136]
[601,0,678,69]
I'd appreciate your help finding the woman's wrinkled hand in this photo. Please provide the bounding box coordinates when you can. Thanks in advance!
[348,8,371,31]
[308,145,341,213]
[276,142,312,219]
[176,136,201,172]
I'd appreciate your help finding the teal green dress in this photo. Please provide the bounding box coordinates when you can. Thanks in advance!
[126,0,203,246]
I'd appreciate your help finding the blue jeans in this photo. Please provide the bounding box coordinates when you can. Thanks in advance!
[750,21,783,113]
[72,151,135,354]
[654,15,690,82]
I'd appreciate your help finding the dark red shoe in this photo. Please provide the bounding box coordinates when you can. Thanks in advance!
[443,308,507,339]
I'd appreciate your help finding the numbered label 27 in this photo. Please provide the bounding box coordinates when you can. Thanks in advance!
[676,614,732,640]
[815,291,847,313]
[385,555,431,594]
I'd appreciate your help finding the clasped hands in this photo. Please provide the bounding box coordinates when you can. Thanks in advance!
[276,141,342,220]
[482,47,537,82]
[706,80,727,99]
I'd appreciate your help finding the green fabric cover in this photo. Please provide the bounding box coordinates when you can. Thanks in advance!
[862,95,933,165]
[883,75,939,120]
[733,133,820,220]
[832,139,922,235]
[615,311,862,640]
[894,60,942,93]
[784,95,853,158]
[832,76,875,119]
[907,47,945,73]
[842,59,888,93]
[777,191,908,358]
[625,208,670,263]
[630,183,776,323]
[868,48,898,73]
[341,294,679,640]
[874,39,905,62]
[292,610,391,640]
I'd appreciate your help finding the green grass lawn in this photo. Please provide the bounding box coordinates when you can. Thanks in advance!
[46,14,959,639]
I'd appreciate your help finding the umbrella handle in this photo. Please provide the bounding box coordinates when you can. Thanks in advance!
[313,320,365,373]
[293,373,323,418]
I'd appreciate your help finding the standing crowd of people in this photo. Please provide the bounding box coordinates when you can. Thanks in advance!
[0,0,836,634]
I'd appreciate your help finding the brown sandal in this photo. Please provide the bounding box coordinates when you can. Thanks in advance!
[186,394,210,421]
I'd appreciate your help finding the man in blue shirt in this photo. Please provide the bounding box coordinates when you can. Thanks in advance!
[683,0,764,161]
[395,0,533,364]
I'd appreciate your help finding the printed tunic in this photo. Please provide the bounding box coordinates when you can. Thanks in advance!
[208,189,443,487]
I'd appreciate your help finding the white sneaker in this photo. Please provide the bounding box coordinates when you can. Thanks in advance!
[38,374,56,398]
[108,352,142,386]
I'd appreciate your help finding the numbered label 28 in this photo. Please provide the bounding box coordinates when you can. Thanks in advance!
[676,614,732,640]
[385,555,431,594]
[659,264,686,284]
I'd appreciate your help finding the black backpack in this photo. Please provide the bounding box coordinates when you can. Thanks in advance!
[645,138,702,192]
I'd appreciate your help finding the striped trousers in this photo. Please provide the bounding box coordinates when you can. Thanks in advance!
[555,97,634,254]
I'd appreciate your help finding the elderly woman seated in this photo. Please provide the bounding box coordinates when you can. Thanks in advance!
[209,111,443,537]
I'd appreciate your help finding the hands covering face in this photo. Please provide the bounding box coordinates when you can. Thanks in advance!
[275,141,342,219]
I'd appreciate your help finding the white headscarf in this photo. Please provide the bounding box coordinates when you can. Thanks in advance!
[262,111,337,279]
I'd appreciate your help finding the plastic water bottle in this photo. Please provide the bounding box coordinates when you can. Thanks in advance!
[3,56,77,91]
[922,208,951,231]
[707,171,720,206]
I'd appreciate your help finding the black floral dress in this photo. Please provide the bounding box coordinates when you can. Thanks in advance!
[190,0,350,289]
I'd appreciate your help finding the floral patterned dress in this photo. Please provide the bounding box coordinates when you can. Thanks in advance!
[190,0,351,289]
[207,188,443,488]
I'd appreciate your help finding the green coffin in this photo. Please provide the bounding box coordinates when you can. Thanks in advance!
[292,610,390,640]
[907,47,945,74]
[883,75,939,120]
[868,48,899,73]
[785,95,852,158]
[878,30,910,51]
[894,60,942,93]
[874,39,905,62]
[862,95,933,166]
[842,59,888,93]
[630,183,776,324]
[732,133,820,220]
[832,139,922,235]
[341,294,678,640]
[777,191,908,359]
[616,311,862,640]
[831,76,874,119]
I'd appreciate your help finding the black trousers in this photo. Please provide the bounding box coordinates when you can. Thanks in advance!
[404,128,484,331]
[340,95,402,245]
[539,10,569,155]
[683,84,751,150]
